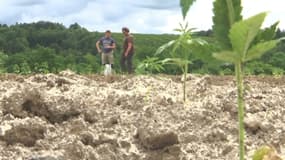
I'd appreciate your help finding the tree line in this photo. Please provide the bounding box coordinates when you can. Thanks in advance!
[0,21,284,75]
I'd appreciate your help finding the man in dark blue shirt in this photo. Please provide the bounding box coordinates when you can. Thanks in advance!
[96,30,116,66]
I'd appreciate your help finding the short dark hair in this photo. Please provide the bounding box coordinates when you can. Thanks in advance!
[122,27,129,33]
[105,30,111,33]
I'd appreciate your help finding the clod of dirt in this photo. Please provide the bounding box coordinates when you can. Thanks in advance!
[60,86,69,92]
[222,101,237,116]
[2,114,15,121]
[83,109,98,123]
[80,131,95,147]
[94,143,118,160]
[137,127,179,150]
[22,89,48,116]
[118,139,131,148]
[29,155,64,160]
[181,74,196,81]
[143,145,182,160]
[2,87,47,118]
[0,124,12,136]
[0,122,45,147]
[163,145,181,157]
[259,121,275,132]
[63,140,97,160]
[244,116,262,133]
[94,134,118,147]
[2,89,32,118]
[222,145,234,155]
[3,87,82,124]
[180,133,199,143]
[16,77,25,83]
[205,128,227,143]
[80,132,118,148]
[46,80,55,88]
[32,75,49,83]
[55,78,71,87]
[104,116,119,128]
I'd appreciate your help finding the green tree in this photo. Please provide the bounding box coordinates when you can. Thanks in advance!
[0,20,283,75]
[268,51,285,70]
[33,62,40,73]
[20,61,31,75]
[76,63,93,74]
[66,64,77,72]
[38,62,49,73]
[83,53,101,73]
[0,52,8,73]
[12,64,20,73]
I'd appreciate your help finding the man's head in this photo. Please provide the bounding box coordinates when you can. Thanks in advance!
[122,27,129,36]
[105,30,111,38]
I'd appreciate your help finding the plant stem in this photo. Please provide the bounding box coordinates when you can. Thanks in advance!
[236,62,245,160]
[226,0,235,26]
[183,63,188,102]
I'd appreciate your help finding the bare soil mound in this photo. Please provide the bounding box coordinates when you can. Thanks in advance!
[0,71,285,160]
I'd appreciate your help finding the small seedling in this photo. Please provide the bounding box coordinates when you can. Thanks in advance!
[156,23,207,102]
[252,146,283,160]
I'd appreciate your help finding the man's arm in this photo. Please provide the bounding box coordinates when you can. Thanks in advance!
[110,41,116,49]
[124,37,133,57]
[124,42,132,57]
[96,41,101,53]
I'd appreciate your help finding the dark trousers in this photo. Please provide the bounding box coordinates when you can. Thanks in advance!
[120,52,134,74]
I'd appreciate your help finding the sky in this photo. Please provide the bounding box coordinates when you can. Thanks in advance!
[0,0,284,34]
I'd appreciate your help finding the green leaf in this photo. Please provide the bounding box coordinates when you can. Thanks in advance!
[229,12,267,60]
[161,58,191,66]
[245,40,277,62]
[212,0,242,49]
[174,28,183,32]
[213,51,238,63]
[155,40,176,55]
[252,146,273,160]
[187,38,208,46]
[180,0,196,19]
[255,21,279,42]
[136,56,165,74]
[226,0,235,26]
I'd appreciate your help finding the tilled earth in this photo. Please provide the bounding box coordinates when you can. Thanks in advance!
[0,71,284,160]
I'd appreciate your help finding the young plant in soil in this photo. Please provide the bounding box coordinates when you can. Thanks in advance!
[252,146,283,160]
[213,12,281,160]
[155,0,207,102]
[135,56,165,74]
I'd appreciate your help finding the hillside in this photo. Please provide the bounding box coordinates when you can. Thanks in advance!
[0,72,284,159]
[1,21,285,75]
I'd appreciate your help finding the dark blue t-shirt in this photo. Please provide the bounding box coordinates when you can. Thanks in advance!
[99,37,115,53]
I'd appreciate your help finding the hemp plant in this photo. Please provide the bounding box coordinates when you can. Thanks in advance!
[156,24,207,102]
[135,56,165,74]
[155,0,207,102]
[213,12,282,160]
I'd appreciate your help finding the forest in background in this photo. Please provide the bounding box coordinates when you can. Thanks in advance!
[0,21,284,75]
